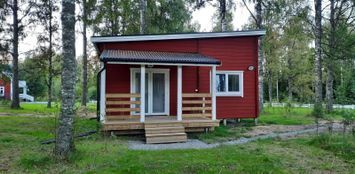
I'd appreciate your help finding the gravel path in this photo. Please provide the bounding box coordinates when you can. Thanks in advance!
[128,124,343,150]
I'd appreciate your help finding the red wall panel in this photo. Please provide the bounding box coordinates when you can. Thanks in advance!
[103,36,259,119]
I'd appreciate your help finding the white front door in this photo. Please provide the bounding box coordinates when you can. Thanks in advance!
[131,68,170,115]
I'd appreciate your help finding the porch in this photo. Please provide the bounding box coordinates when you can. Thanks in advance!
[98,50,221,143]
[102,93,220,132]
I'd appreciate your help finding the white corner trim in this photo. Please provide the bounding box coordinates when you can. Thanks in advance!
[100,69,106,123]
[177,66,182,121]
[140,65,146,122]
[211,66,217,121]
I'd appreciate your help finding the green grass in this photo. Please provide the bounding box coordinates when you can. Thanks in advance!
[0,102,97,115]
[1,116,354,173]
[259,107,314,125]
[259,106,350,125]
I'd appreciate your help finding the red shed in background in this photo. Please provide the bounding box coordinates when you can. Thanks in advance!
[0,72,11,100]
[92,30,265,143]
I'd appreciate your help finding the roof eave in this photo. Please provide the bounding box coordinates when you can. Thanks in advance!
[103,60,221,66]
[91,30,266,43]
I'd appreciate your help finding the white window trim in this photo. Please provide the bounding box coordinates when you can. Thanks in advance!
[214,71,244,97]
[130,68,170,116]
[0,86,4,97]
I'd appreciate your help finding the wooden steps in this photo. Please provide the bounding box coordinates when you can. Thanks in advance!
[144,122,187,144]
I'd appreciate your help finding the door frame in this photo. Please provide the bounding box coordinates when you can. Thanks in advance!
[130,68,170,116]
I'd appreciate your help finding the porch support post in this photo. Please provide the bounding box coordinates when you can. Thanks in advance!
[177,65,182,121]
[140,65,145,122]
[211,66,217,121]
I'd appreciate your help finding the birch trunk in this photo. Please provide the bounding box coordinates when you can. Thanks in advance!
[326,0,335,112]
[268,73,272,105]
[55,0,76,159]
[81,0,88,106]
[314,0,323,111]
[288,77,293,102]
[47,0,53,108]
[219,0,227,31]
[276,77,279,103]
[256,0,263,113]
[11,0,20,109]
[139,0,146,34]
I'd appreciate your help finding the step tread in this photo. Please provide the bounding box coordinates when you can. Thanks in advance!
[146,136,187,144]
[146,132,186,137]
[145,126,185,130]
[147,139,187,144]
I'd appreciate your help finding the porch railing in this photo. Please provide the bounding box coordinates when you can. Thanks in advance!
[182,93,212,119]
[105,93,141,121]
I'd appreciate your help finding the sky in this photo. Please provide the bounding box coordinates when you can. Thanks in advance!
[17,0,253,60]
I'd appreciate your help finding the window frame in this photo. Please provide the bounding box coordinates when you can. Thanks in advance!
[0,86,4,97]
[214,71,244,97]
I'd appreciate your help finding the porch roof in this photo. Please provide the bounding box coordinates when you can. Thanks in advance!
[100,49,221,66]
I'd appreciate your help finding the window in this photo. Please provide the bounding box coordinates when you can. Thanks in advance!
[216,71,243,96]
[0,86,4,97]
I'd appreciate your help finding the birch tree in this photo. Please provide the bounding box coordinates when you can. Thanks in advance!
[140,0,146,34]
[324,0,354,112]
[313,0,323,115]
[242,0,264,112]
[79,0,97,106]
[55,0,76,159]
[35,0,59,108]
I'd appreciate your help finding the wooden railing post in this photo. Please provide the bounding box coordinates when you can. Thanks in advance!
[202,97,205,114]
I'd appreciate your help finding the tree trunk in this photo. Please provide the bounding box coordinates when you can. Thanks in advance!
[276,77,279,103]
[314,0,323,111]
[219,0,227,31]
[81,0,88,107]
[326,64,334,112]
[11,0,20,109]
[288,77,293,102]
[326,0,335,113]
[268,73,272,105]
[139,0,146,34]
[255,0,263,113]
[47,0,53,108]
[55,0,76,159]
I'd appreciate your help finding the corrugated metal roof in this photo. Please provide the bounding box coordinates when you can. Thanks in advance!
[91,30,266,43]
[101,50,221,65]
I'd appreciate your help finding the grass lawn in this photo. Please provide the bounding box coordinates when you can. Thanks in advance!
[0,102,97,115]
[1,116,354,173]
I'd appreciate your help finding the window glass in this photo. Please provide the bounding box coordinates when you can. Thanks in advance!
[228,74,239,92]
[0,86,4,96]
[216,74,226,92]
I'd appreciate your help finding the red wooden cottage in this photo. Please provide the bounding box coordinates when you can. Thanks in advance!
[92,30,266,143]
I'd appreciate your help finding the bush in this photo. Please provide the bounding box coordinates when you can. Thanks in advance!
[308,133,355,161]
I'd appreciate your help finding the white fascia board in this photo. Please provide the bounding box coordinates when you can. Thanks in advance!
[91,30,266,43]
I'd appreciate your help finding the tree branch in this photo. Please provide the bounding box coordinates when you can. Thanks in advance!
[241,0,257,23]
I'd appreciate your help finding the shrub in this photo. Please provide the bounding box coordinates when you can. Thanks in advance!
[309,133,355,161]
